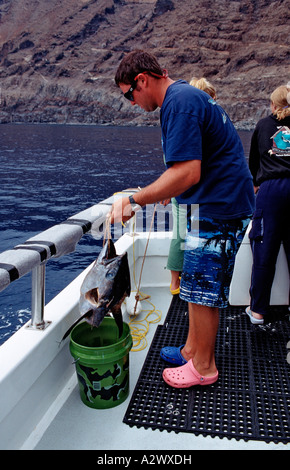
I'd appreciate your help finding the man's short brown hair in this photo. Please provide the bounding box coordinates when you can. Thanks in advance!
[115,50,164,85]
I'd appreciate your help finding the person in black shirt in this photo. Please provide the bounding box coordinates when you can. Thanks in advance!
[247,83,290,324]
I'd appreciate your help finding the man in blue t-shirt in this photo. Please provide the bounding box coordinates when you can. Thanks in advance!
[161,80,254,219]
[110,50,255,389]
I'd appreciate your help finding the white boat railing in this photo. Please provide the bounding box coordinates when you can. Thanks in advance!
[0,188,174,332]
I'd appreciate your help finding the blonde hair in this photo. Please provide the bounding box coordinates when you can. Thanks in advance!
[189,77,217,100]
[270,82,290,120]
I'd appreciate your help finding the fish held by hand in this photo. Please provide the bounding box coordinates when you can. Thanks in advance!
[61,239,131,341]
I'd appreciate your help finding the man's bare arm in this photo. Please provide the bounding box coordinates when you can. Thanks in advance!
[109,160,201,224]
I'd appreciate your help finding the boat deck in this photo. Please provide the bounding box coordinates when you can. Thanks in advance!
[32,288,290,451]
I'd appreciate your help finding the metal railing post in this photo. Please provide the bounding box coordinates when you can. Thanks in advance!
[27,263,51,330]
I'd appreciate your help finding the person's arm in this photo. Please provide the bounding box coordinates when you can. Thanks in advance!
[109,159,201,224]
[248,129,260,188]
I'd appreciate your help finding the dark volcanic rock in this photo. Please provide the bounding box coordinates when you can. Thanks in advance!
[0,0,289,129]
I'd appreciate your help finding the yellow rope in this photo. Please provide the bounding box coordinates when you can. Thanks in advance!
[103,216,111,244]
[128,299,162,351]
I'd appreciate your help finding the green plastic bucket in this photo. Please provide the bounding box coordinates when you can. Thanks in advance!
[70,317,133,409]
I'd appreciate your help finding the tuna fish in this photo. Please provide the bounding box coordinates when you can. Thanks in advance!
[62,239,130,340]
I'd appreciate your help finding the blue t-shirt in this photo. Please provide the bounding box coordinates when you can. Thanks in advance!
[160,80,255,219]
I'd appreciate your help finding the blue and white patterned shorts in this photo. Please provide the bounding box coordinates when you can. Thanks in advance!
[179,216,250,308]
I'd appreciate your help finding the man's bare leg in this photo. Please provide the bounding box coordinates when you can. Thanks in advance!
[181,303,219,377]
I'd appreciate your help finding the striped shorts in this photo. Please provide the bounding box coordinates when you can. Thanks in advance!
[179,216,250,308]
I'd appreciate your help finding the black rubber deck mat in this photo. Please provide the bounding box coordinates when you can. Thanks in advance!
[123,296,290,444]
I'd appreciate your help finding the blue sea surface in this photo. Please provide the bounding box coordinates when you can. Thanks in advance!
[0,123,252,345]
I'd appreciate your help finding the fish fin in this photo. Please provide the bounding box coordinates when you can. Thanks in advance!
[106,239,117,260]
[121,252,131,297]
[111,306,123,337]
[61,309,93,342]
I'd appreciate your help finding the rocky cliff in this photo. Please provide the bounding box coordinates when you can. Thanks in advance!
[0,0,289,129]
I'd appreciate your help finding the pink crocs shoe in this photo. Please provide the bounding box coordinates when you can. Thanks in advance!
[162,360,218,388]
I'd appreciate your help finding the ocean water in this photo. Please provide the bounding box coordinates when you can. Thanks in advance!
[0,123,252,345]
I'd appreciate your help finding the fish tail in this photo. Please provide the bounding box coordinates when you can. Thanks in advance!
[61,310,93,342]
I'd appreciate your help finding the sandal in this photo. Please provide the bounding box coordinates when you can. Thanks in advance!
[160,345,187,366]
[170,284,180,295]
[162,360,218,388]
[170,276,181,295]
[245,306,264,325]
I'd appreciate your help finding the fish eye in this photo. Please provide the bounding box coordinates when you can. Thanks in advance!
[106,271,115,279]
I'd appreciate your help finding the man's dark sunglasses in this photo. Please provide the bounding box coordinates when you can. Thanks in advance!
[123,71,167,102]
[124,79,138,102]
